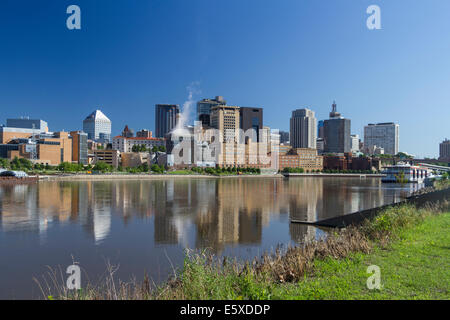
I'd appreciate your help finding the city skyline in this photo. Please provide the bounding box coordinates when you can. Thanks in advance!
[1,1,450,158]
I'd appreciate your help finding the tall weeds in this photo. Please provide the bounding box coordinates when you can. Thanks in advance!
[39,200,449,300]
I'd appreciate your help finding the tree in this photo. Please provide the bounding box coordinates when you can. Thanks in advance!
[0,158,9,169]
[93,161,113,173]
[141,162,149,172]
[10,157,33,171]
[151,164,164,174]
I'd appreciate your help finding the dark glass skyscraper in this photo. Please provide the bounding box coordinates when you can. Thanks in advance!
[197,96,226,126]
[155,104,180,138]
[239,107,263,143]
[323,102,351,153]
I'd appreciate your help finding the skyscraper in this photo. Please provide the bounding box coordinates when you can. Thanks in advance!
[279,131,290,144]
[155,104,180,138]
[197,96,226,126]
[210,105,240,143]
[239,107,263,143]
[439,139,450,162]
[323,102,351,153]
[364,123,399,155]
[70,131,88,165]
[351,134,360,154]
[82,110,112,143]
[290,108,317,149]
[317,120,324,139]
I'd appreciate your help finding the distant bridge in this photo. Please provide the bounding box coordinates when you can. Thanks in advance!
[417,163,450,172]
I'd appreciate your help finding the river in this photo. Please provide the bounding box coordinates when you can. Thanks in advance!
[0,176,422,299]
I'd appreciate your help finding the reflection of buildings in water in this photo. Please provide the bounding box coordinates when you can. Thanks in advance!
[0,184,44,233]
[287,178,322,244]
[92,207,111,243]
[1,177,425,248]
[0,182,89,235]
[195,178,279,252]
[77,181,112,243]
[154,179,216,245]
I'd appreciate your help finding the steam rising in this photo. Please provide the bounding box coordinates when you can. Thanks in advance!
[172,82,200,136]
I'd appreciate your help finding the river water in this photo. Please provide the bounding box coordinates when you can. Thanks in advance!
[0,177,421,299]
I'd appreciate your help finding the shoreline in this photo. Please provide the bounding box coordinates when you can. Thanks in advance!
[37,173,284,181]
[283,173,385,178]
[35,173,387,181]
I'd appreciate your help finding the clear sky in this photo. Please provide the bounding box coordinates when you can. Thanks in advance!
[0,0,449,158]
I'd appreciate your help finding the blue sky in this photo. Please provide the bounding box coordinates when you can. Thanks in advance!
[0,0,449,158]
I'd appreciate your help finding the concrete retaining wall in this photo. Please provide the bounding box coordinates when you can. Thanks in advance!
[295,187,450,228]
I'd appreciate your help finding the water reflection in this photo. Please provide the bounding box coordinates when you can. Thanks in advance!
[0,177,418,251]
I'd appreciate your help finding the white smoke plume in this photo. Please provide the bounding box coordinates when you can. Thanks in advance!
[172,82,201,136]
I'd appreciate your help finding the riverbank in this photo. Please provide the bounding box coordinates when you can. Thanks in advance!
[37,172,387,181]
[42,200,449,300]
[38,173,283,181]
[283,173,385,178]
[157,204,450,300]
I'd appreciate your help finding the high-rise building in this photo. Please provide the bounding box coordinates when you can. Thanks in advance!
[316,138,324,153]
[210,105,240,143]
[197,96,226,126]
[83,110,112,143]
[439,139,450,162]
[323,102,351,153]
[155,104,180,138]
[70,131,88,165]
[239,107,263,142]
[290,108,317,149]
[279,131,290,144]
[351,134,360,154]
[318,120,324,139]
[364,122,399,155]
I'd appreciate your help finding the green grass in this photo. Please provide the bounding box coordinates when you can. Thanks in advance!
[166,170,197,175]
[157,207,450,300]
[269,213,450,299]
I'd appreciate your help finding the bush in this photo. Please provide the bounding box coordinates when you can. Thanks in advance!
[10,157,33,171]
[282,167,304,174]
[93,162,113,173]
[57,162,84,172]
[151,164,164,174]
[0,158,9,169]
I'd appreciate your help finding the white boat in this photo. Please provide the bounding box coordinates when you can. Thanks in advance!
[381,163,431,183]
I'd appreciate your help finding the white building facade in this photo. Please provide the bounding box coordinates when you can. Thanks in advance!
[290,108,317,149]
[351,134,360,154]
[112,136,165,152]
[83,110,112,143]
[364,122,399,155]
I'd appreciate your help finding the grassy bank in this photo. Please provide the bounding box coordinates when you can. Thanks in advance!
[42,201,450,300]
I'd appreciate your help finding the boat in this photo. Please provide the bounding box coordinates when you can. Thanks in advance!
[0,170,38,184]
[381,162,431,183]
